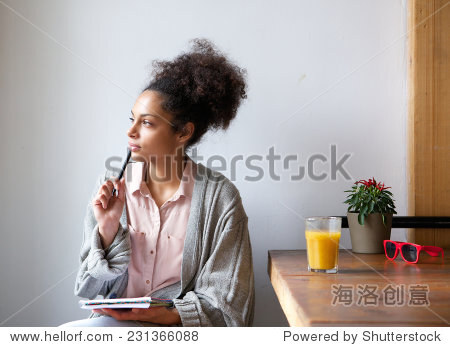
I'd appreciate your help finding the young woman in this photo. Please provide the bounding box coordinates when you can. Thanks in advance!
[61,39,254,327]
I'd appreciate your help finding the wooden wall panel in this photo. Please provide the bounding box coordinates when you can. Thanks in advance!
[407,0,450,247]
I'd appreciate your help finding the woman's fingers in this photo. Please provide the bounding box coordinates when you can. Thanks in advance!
[104,180,114,196]
[99,193,108,209]
[93,192,106,209]
[93,177,123,209]
[100,180,115,208]
[113,179,119,194]
[100,308,135,321]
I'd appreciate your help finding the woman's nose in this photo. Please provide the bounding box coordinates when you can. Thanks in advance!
[127,124,137,137]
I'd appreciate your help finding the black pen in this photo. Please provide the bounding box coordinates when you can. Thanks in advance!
[112,147,132,197]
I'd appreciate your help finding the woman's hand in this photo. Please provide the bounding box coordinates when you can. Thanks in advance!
[92,177,126,247]
[92,306,182,325]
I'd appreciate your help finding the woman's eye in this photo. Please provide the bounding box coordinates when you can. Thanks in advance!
[128,117,153,127]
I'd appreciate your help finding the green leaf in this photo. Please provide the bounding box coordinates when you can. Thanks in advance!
[358,212,365,225]
[361,204,368,216]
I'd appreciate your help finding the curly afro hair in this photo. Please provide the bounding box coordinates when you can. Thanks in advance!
[142,38,248,151]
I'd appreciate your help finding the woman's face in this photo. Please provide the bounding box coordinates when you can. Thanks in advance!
[127,90,186,162]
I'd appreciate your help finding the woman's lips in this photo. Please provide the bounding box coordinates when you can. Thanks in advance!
[128,143,141,151]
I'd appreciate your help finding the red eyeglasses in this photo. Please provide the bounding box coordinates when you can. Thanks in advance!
[383,240,444,264]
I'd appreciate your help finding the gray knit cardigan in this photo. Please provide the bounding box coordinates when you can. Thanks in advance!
[74,159,255,326]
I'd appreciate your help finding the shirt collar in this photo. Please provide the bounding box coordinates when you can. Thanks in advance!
[125,156,196,201]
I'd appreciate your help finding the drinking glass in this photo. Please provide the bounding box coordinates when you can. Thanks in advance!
[305,217,342,273]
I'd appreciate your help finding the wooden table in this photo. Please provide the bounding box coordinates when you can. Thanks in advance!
[268,249,450,326]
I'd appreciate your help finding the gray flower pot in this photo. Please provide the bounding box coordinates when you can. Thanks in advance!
[347,212,393,253]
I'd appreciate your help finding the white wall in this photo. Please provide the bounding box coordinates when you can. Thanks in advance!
[0,0,408,326]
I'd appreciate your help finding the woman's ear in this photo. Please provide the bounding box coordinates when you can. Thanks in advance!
[178,122,195,144]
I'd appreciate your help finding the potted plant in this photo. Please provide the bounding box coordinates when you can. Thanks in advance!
[344,178,397,253]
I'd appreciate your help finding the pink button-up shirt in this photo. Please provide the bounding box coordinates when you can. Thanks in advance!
[122,158,197,298]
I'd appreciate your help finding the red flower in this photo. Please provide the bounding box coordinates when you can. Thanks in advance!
[356,178,391,191]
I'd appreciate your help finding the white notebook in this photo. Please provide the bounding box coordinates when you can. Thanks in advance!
[79,296,173,310]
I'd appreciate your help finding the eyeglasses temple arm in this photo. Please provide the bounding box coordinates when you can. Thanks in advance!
[422,246,444,258]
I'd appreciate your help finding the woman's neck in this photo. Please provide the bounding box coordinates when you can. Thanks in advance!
[145,153,187,194]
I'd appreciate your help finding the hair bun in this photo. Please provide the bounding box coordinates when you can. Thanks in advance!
[143,38,247,150]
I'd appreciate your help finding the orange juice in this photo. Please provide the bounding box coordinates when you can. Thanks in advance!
[305,230,341,270]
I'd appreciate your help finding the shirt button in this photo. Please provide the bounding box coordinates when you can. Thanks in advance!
[150,250,154,254]
[168,235,170,239]
[146,280,150,284]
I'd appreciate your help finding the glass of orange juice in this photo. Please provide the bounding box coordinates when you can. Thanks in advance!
[305,217,342,273]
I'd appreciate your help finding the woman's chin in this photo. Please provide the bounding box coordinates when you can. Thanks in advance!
[130,152,145,161]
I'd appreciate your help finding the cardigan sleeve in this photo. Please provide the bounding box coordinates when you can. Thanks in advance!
[172,200,255,327]
[74,172,131,300]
